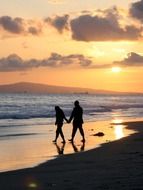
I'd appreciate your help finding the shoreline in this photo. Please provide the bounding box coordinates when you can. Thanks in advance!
[0,120,143,189]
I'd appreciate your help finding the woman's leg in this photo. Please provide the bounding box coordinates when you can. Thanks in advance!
[58,124,65,142]
[53,125,60,142]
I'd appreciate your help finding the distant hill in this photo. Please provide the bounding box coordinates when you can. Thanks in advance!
[0,82,141,95]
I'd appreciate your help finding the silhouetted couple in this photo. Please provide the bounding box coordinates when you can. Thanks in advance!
[53,100,85,143]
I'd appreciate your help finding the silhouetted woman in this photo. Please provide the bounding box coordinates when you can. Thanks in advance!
[53,106,67,143]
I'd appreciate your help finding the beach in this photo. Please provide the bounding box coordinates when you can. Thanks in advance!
[0,120,143,190]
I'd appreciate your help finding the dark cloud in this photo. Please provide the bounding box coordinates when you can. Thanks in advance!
[43,7,142,41]
[0,16,24,34]
[130,0,143,21]
[0,54,28,71]
[0,16,42,36]
[45,15,69,33]
[28,26,41,35]
[1,52,124,72]
[0,53,94,72]
[114,52,143,66]
[70,12,142,41]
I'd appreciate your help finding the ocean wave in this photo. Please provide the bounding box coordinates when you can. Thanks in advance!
[0,93,143,122]
[0,105,143,120]
[0,133,38,138]
[0,104,20,108]
[0,114,50,120]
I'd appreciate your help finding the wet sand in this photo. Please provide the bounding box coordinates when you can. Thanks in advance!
[0,120,134,172]
[0,120,143,189]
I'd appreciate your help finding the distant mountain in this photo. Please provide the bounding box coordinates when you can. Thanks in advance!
[0,82,141,94]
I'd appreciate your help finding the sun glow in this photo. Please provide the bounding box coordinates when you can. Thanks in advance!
[111,66,122,73]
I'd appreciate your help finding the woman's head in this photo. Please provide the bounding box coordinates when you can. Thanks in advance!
[55,106,60,111]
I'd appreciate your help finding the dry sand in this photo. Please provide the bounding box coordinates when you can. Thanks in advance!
[0,120,143,190]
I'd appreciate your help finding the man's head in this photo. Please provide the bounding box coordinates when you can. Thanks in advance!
[74,100,79,106]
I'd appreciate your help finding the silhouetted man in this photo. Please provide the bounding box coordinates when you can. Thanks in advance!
[68,101,85,142]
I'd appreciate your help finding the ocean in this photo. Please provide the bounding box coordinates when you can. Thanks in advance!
[0,93,143,122]
[0,93,143,172]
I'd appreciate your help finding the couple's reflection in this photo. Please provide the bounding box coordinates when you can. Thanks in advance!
[54,141,85,155]
[71,141,85,152]
[55,142,66,155]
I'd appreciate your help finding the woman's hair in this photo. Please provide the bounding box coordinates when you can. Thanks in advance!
[55,106,60,111]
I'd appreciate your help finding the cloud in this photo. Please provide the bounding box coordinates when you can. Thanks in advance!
[1,6,143,41]
[0,16,42,36]
[0,16,24,34]
[0,54,28,71]
[114,52,143,66]
[130,0,143,22]
[70,8,142,41]
[45,15,69,33]
[0,53,94,72]
[28,26,41,35]
[43,7,142,41]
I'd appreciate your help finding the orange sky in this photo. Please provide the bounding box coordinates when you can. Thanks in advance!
[0,0,143,92]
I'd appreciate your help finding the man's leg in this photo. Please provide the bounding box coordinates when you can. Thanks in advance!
[79,124,85,142]
[69,124,78,142]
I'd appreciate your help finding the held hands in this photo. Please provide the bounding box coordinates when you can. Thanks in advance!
[65,118,70,123]
[67,119,71,123]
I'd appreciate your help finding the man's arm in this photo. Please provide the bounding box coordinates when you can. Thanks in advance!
[63,113,68,123]
[68,109,74,123]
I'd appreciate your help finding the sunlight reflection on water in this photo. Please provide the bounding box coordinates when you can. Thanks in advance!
[112,118,125,139]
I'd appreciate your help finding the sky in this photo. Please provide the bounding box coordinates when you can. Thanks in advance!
[0,0,143,92]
